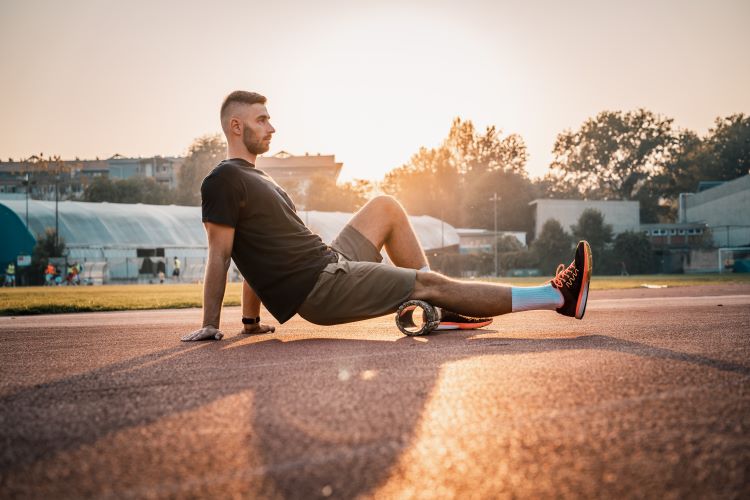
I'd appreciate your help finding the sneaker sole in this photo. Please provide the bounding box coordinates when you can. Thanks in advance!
[435,319,493,331]
[575,241,593,319]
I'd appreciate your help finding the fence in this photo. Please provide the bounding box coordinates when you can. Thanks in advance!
[36,256,243,285]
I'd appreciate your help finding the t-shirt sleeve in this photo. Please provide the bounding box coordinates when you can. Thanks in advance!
[201,171,241,227]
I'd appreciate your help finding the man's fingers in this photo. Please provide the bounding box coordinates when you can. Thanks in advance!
[181,327,222,342]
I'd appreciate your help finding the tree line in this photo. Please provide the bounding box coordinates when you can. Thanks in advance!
[170,110,748,223]
[77,109,748,232]
[428,209,662,277]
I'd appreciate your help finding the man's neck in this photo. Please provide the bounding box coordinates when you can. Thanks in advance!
[226,146,257,165]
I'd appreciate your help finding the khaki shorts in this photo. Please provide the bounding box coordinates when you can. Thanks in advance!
[297,225,417,325]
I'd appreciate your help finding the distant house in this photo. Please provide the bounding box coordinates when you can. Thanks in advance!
[257,151,343,188]
[456,228,526,254]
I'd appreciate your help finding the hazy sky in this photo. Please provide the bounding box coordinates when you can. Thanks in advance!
[1,0,748,181]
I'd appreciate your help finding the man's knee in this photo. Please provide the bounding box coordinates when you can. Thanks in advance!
[366,195,406,218]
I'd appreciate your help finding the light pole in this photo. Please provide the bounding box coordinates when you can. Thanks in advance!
[490,192,501,277]
[24,173,30,230]
[55,173,59,251]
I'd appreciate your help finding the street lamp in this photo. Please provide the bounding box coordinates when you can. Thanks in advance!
[55,173,59,251]
[490,192,501,277]
[23,173,30,230]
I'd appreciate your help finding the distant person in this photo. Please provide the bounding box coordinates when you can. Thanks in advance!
[620,261,629,276]
[65,264,75,286]
[4,262,15,287]
[158,270,165,284]
[183,91,593,341]
[71,263,81,285]
[77,262,84,283]
[44,263,56,286]
[172,257,181,281]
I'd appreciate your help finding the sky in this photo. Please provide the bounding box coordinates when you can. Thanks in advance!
[1,0,748,181]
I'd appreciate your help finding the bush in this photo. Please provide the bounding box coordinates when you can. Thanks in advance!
[30,228,66,285]
[613,231,655,274]
[532,219,574,274]
[499,250,538,272]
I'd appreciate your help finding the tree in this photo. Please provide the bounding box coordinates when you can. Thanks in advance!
[657,130,707,196]
[304,176,373,212]
[381,117,531,229]
[83,177,118,202]
[531,219,574,275]
[703,114,750,181]
[548,109,677,221]
[612,231,654,275]
[381,146,460,224]
[30,228,66,285]
[570,209,613,256]
[444,117,528,177]
[83,177,174,204]
[176,135,226,205]
[463,168,537,232]
[495,234,524,254]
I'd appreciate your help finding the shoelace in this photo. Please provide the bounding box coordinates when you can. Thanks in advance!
[551,262,579,288]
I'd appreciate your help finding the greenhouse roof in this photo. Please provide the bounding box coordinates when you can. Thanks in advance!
[1,200,458,251]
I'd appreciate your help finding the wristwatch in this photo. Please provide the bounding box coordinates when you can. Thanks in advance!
[242,316,261,325]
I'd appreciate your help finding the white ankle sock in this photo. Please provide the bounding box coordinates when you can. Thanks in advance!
[419,265,430,272]
[511,284,564,312]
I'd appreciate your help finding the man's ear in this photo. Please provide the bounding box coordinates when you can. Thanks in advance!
[230,117,242,136]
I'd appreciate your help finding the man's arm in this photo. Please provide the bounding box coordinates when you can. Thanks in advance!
[241,280,275,334]
[181,222,235,341]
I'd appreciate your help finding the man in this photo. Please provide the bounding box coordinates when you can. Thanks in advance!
[182,91,592,341]
[4,262,15,287]
[172,257,181,281]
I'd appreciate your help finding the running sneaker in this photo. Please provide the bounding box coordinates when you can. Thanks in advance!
[551,240,593,319]
[436,309,493,330]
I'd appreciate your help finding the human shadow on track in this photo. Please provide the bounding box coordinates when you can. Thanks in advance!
[1,332,747,498]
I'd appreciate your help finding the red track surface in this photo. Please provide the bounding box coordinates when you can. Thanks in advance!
[1,285,749,498]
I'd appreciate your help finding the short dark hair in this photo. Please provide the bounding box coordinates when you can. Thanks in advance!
[220,91,267,135]
[220,91,266,119]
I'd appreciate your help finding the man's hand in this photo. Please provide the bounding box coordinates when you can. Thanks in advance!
[181,325,224,341]
[242,323,276,335]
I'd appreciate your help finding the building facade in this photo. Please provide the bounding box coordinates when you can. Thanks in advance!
[256,151,343,190]
[0,151,338,200]
[0,156,182,199]
[682,174,750,248]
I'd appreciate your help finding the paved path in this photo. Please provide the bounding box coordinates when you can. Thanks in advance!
[1,285,748,499]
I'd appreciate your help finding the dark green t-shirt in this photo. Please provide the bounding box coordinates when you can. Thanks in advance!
[200,158,335,323]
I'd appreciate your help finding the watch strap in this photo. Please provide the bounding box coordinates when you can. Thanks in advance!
[242,316,261,325]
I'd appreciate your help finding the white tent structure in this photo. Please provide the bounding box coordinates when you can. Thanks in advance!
[1,200,458,283]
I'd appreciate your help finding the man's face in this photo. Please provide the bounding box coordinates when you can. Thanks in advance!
[241,103,275,155]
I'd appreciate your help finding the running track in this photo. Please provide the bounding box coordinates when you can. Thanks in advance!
[1,285,748,498]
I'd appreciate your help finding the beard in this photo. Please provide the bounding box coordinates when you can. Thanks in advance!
[242,126,270,155]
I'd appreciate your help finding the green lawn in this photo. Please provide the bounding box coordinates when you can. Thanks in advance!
[1,274,748,316]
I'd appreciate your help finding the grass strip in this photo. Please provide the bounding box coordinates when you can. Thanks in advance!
[1,275,748,316]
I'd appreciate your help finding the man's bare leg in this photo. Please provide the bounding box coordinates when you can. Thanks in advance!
[412,240,593,320]
[348,196,592,321]
[410,271,513,317]
[346,195,428,269]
